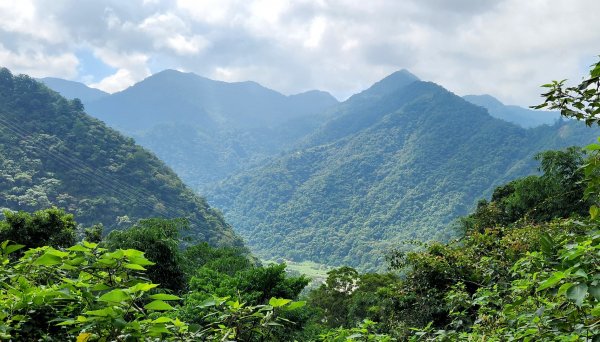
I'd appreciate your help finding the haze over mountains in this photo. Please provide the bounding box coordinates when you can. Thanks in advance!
[39,68,599,270]
[44,70,338,190]
[463,94,560,128]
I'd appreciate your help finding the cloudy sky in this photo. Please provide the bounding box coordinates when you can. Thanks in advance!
[0,0,598,106]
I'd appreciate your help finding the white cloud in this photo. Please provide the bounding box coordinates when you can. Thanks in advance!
[0,44,78,78]
[90,68,143,93]
[0,0,599,105]
[138,12,209,55]
[89,50,151,93]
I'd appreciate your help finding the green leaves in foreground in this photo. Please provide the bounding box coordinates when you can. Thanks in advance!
[409,226,600,341]
[0,240,305,341]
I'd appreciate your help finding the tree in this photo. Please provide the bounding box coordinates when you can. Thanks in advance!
[104,218,188,293]
[0,207,76,249]
[535,57,600,215]
[534,58,600,125]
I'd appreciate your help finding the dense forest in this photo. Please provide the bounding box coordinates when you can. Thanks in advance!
[0,68,242,247]
[1,59,599,341]
[1,146,598,340]
[207,72,600,270]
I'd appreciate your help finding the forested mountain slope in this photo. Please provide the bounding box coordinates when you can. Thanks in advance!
[206,74,600,270]
[42,71,339,189]
[0,68,242,247]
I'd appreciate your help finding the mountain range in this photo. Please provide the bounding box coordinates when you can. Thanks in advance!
[43,70,339,190]
[463,94,559,128]
[204,73,599,270]
[39,69,600,270]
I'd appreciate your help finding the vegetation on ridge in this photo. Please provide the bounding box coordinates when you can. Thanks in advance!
[0,68,242,247]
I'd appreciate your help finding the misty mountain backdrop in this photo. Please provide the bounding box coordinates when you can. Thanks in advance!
[44,70,338,190]
[40,69,598,270]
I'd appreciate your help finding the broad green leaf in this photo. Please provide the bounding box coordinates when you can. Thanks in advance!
[91,283,111,292]
[148,325,170,335]
[98,289,129,303]
[145,300,174,311]
[539,233,554,255]
[149,293,181,301]
[269,297,292,307]
[574,268,588,279]
[45,249,68,258]
[4,244,25,255]
[76,332,92,342]
[82,241,98,249]
[152,317,173,324]
[284,301,306,310]
[106,250,124,259]
[557,282,574,297]
[592,304,600,316]
[591,64,600,78]
[124,263,146,271]
[34,253,63,266]
[123,249,144,258]
[96,258,117,266]
[128,282,159,293]
[85,308,115,317]
[567,283,588,307]
[591,205,600,220]
[59,264,77,271]
[589,285,600,301]
[56,319,77,326]
[538,271,566,291]
[198,298,216,308]
[128,256,155,266]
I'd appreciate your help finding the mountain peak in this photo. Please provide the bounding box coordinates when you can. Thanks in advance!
[351,69,420,101]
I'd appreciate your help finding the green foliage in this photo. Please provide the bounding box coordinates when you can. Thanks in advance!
[208,79,600,270]
[318,319,394,341]
[308,267,402,335]
[0,207,76,249]
[104,218,189,293]
[0,239,187,340]
[410,226,600,341]
[0,239,306,341]
[534,58,600,126]
[182,241,253,276]
[0,67,243,248]
[462,147,588,231]
[184,263,309,310]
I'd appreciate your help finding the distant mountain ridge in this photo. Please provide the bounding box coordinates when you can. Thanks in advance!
[41,70,339,189]
[1,68,243,248]
[463,94,560,128]
[205,74,600,270]
[39,77,109,103]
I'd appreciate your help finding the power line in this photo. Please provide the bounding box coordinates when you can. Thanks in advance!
[0,113,184,219]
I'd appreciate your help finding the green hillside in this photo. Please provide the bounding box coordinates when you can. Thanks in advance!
[0,68,242,247]
[206,77,600,270]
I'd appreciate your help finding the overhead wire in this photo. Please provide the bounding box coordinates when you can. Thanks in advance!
[0,113,186,219]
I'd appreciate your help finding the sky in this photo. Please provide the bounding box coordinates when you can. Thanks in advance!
[0,0,598,106]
